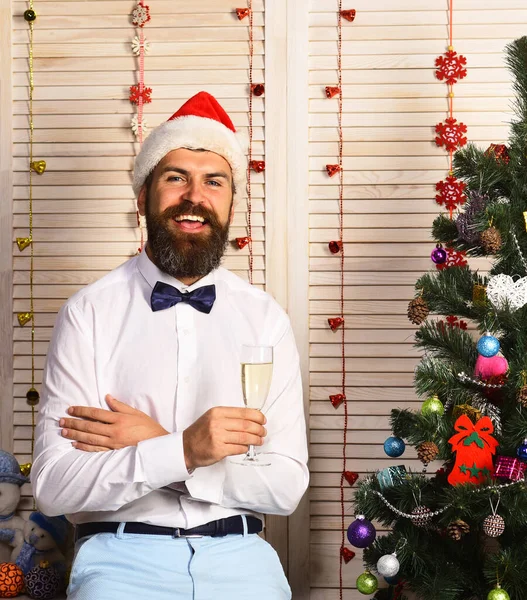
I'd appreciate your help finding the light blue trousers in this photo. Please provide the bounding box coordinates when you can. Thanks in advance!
[67,520,292,600]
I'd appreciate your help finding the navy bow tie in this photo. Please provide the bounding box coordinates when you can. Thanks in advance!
[150,281,216,314]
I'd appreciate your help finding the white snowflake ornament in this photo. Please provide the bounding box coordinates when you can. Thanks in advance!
[132,35,150,56]
[131,3,150,28]
[131,115,149,139]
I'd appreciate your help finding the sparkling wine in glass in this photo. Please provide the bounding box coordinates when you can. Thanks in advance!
[237,345,273,466]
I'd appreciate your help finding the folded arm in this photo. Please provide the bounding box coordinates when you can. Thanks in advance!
[31,303,191,516]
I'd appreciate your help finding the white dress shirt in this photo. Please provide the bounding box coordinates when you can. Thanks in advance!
[32,249,309,529]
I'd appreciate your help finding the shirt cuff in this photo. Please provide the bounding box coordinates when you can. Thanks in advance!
[185,460,226,505]
[134,432,191,489]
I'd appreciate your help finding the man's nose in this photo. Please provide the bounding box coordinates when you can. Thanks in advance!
[183,179,205,204]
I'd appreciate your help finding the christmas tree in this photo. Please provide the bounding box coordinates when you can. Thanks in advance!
[350,37,527,600]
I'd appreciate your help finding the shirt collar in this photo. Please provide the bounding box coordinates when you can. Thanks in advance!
[137,245,217,293]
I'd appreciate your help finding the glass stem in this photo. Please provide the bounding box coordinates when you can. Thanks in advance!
[247,444,256,460]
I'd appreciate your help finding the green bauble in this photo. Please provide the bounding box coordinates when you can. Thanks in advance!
[24,9,37,21]
[487,586,510,600]
[356,571,378,595]
[421,395,444,416]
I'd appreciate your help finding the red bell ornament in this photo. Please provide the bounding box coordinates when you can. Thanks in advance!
[328,317,344,331]
[326,164,341,177]
[325,86,341,99]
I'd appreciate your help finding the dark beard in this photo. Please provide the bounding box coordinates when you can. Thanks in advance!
[145,198,230,279]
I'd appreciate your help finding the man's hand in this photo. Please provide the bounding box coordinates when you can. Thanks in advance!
[183,407,267,471]
[60,395,169,452]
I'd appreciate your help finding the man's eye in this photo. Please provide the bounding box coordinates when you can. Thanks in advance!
[207,180,221,187]
[167,176,183,182]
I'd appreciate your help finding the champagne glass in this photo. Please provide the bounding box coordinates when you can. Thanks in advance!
[234,345,273,466]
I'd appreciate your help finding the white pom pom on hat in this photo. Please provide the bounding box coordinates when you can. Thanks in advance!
[132,91,247,200]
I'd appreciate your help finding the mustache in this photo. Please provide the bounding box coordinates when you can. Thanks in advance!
[160,200,219,226]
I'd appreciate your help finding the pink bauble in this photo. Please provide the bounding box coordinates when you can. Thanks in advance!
[474,354,509,379]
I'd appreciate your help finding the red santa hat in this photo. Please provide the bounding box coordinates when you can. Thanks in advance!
[133,91,246,199]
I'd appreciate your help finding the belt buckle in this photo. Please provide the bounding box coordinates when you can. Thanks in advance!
[172,527,202,539]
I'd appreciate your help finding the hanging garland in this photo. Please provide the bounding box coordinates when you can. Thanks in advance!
[16,2,43,488]
[433,1,468,224]
[130,1,152,253]
[235,2,262,283]
[324,5,357,597]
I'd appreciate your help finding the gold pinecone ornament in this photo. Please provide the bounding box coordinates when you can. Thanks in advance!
[479,226,502,255]
[518,385,527,408]
[408,296,429,325]
[417,441,439,465]
[447,519,470,541]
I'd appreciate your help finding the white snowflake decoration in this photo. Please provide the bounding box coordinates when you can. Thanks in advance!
[131,4,150,28]
[132,35,150,56]
[131,115,149,139]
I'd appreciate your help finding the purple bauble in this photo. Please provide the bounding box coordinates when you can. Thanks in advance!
[347,515,376,548]
[431,244,447,264]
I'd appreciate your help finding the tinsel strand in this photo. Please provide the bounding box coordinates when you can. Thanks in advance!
[246,0,254,283]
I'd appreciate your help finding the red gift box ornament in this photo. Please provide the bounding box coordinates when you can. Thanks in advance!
[326,164,341,177]
[447,415,498,486]
[493,456,527,482]
[341,546,355,563]
[251,84,265,97]
[328,317,344,331]
[329,393,346,408]
[344,471,359,486]
[340,9,356,22]
[236,8,250,20]
[250,160,265,173]
[325,86,340,99]
[329,240,343,254]
[485,144,510,164]
[235,236,251,249]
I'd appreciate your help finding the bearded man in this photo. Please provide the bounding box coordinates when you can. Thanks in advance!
[32,92,308,600]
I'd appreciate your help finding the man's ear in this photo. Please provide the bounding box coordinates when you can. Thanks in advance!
[229,199,235,225]
[137,185,147,217]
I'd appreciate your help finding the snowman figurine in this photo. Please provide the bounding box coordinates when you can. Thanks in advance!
[0,450,29,562]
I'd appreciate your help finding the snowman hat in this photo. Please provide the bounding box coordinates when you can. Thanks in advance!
[0,450,29,486]
[132,91,247,201]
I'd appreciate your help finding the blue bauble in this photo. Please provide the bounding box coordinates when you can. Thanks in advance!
[384,575,400,585]
[384,436,405,458]
[347,515,377,548]
[517,439,527,461]
[477,335,500,358]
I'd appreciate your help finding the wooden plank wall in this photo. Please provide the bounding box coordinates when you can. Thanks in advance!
[10,0,266,516]
[307,1,527,598]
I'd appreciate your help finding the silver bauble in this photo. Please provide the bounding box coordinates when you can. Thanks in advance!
[377,553,400,577]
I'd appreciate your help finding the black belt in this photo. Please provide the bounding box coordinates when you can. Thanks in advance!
[75,516,262,541]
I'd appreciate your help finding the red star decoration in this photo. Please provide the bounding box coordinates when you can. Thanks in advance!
[326,164,341,177]
[129,84,152,105]
[341,9,356,22]
[435,118,468,152]
[328,317,344,331]
[325,86,340,99]
[435,175,467,212]
[436,246,467,270]
[250,160,265,173]
[485,143,510,164]
[435,50,467,85]
[235,236,251,249]
[236,8,250,20]
[251,84,265,96]
[340,546,356,563]
[343,471,359,486]
[329,393,345,408]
